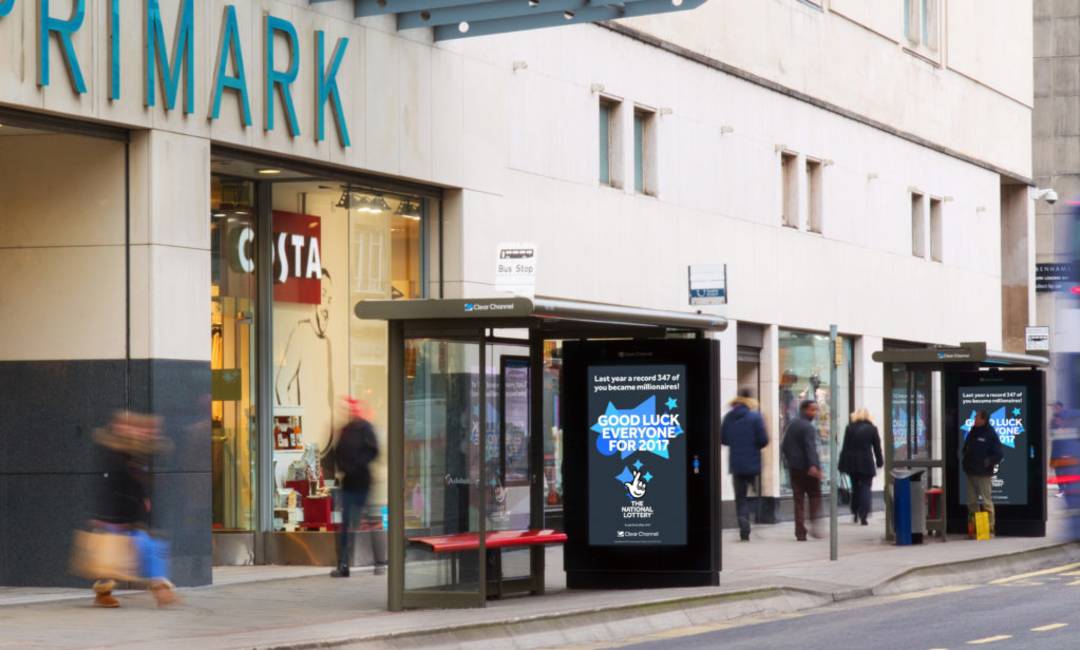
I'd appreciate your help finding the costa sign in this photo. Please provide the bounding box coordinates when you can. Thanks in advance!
[230,211,323,305]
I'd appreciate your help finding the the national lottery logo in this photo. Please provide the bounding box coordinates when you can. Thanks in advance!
[616,459,652,499]
[962,406,1024,448]
[592,395,683,459]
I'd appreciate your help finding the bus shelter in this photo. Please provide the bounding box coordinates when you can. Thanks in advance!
[355,296,727,610]
[872,343,1048,540]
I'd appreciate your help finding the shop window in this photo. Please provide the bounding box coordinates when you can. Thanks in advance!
[806,158,823,234]
[911,192,927,258]
[210,176,258,532]
[633,107,656,196]
[269,182,424,533]
[777,330,854,496]
[929,197,943,262]
[781,152,799,228]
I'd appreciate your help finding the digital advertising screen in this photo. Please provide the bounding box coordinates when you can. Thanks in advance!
[958,385,1029,506]
[587,364,687,546]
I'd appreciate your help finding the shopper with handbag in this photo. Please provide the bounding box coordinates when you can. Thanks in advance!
[76,411,177,608]
[838,409,884,526]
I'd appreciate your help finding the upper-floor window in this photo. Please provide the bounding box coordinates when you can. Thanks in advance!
[904,0,940,52]
[633,107,657,196]
[806,158,823,233]
[929,197,943,262]
[911,192,927,257]
[781,151,799,228]
[599,99,619,187]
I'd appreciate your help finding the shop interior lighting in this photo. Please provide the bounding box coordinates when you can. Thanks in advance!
[257,168,282,175]
[371,195,392,213]
[354,195,374,212]
[212,212,227,218]
[396,200,422,221]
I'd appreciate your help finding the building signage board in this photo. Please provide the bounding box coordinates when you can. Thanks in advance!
[495,242,537,298]
[228,212,323,304]
[688,264,727,305]
[1036,263,1072,293]
[587,364,687,546]
[0,1,352,147]
[957,385,1028,506]
[1025,326,1050,353]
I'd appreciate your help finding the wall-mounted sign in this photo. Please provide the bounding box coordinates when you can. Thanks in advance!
[688,264,727,305]
[495,242,537,298]
[1025,326,1050,353]
[0,2,351,146]
[1036,263,1072,293]
[228,212,323,304]
[958,385,1028,506]
[587,364,687,546]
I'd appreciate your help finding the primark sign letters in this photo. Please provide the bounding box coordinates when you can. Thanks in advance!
[0,0,352,146]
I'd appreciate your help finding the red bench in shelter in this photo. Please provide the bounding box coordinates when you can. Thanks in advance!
[408,529,566,598]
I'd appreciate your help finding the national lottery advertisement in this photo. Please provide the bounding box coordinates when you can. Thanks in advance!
[587,364,687,546]
[958,385,1029,505]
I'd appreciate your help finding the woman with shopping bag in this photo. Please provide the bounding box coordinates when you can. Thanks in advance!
[71,411,177,608]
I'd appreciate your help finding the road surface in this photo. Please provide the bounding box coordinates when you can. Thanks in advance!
[609,562,1080,650]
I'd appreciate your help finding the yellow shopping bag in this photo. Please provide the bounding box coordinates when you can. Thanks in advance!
[70,528,138,581]
[973,511,991,541]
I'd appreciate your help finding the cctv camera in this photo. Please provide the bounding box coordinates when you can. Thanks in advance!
[1033,187,1059,204]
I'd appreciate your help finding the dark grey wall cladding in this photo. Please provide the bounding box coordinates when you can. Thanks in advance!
[0,359,211,588]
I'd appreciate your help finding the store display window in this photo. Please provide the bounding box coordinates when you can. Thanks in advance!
[269,182,423,533]
[777,330,854,496]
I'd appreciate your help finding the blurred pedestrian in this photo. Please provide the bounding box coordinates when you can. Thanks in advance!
[962,410,1004,535]
[86,411,176,607]
[721,389,769,541]
[782,400,823,541]
[331,397,379,578]
[838,408,883,526]
[1051,401,1070,498]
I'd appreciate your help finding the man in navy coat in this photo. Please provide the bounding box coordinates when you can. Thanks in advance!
[721,389,769,541]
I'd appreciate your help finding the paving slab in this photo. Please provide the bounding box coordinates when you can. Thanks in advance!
[1,505,1078,650]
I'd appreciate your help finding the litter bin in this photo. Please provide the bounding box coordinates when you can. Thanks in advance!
[891,469,926,545]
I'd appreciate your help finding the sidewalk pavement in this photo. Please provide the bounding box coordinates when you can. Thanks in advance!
[3,508,1079,650]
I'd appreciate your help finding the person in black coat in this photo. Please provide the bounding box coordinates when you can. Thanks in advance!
[781,400,823,541]
[962,410,1004,533]
[838,409,884,526]
[332,398,380,577]
[721,390,769,541]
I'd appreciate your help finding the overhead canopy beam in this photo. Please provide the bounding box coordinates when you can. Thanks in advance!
[311,0,707,40]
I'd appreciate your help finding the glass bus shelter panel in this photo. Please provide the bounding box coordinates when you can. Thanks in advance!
[402,338,484,600]
[487,343,532,581]
[891,366,934,462]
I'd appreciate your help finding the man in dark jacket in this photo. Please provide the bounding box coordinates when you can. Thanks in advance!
[721,390,769,541]
[962,410,1004,534]
[781,400,822,541]
[332,399,380,577]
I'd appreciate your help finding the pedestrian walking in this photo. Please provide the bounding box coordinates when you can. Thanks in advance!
[81,411,177,608]
[331,397,380,578]
[781,400,823,541]
[721,389,769,541]
[962,410,1004,535]
[837,408,883,526]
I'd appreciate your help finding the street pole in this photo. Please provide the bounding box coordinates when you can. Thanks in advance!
[829,324,839,562]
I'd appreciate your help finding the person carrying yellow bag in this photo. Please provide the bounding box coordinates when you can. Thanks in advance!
[962,410,1004,538]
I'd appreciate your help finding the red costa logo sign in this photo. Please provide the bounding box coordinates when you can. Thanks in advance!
[230,211,323,305]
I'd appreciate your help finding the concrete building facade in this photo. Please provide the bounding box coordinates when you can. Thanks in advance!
[0,0,1034,586]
